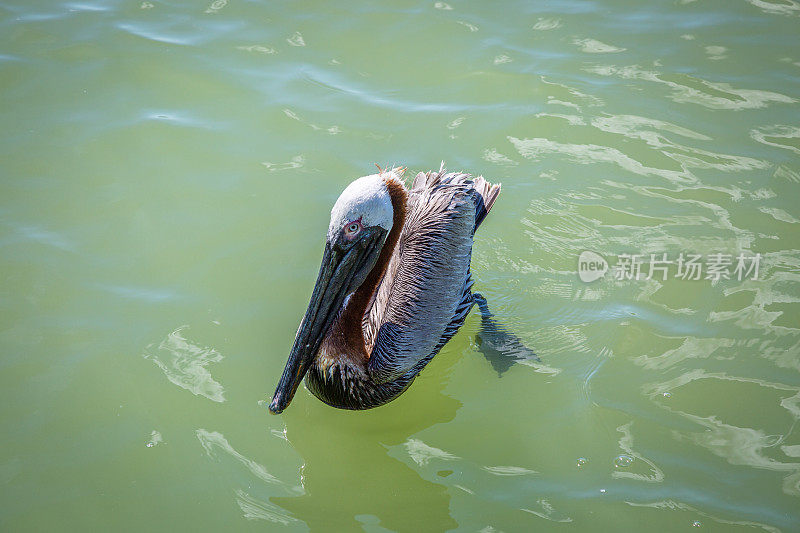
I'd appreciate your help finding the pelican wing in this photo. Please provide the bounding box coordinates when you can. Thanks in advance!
[365,167,483,384]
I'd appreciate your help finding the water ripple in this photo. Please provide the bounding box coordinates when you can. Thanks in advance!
[586,65,796,109]
[404,438,459,466]
[509,136,694,184]
[613,422,665,483]
[626,500,782,532]
[573,38,626,54]
[197,429,280,484]
[750,125,800,154]
[482,465,538,476]
[746,0,800,16]
[143,326,225,402]
[235,489,298,524]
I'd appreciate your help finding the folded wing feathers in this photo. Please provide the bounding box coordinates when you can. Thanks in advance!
[366,165,499,384]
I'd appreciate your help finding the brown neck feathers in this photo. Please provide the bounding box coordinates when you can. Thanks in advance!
[334,177,408,360]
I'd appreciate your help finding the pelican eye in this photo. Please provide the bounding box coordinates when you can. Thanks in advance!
[344,221,362,237]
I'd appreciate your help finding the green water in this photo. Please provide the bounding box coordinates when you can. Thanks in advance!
[2,0,800,530]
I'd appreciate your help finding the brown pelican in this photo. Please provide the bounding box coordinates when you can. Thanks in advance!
[268,165,501,414]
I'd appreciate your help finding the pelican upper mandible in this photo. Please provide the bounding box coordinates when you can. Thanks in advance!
[268,164,501,413]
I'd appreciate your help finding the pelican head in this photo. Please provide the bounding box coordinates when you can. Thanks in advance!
[268,172,400,414]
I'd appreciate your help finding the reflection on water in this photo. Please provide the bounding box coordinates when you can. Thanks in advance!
[235,489,298,525]
[405,438,459,466]
[521,500,573,523]
[144,326,225,402]
[626,500,781,533]
[684,412,800,497]
[573,38,626,54]
[750,125,800,155]
[612,422,664,483]
[473,293,538,375]
[196,428,281,485]
[145,429,163,448]
[746,0,800,16]
[482,465,538,476]
[272,363,463,532]
[586,65,796,110]
[2,0,799,530]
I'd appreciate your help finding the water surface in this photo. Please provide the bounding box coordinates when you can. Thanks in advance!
[1,0,799,531]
